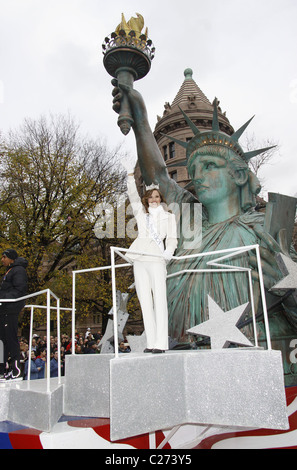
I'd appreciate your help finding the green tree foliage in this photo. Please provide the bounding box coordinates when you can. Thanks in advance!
[0,114,139,329]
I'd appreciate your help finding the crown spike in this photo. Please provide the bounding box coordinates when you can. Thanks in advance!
[160,133,188,149]
[212,98,220,132]
[244,145,277,161]
[178,106,201,136]
[231,116,255,142]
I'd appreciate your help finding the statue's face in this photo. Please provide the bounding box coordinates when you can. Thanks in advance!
[188,154,237,206]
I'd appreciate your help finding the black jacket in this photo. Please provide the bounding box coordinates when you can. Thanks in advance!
[0,257,28,314]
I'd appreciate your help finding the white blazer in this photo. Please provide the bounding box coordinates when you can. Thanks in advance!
[126,175,177,263]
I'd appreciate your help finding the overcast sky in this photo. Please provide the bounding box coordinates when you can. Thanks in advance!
[1,0,296,198]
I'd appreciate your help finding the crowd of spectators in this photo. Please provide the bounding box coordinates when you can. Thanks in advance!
[19,328,131,380]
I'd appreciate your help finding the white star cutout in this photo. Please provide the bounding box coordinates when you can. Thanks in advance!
[186,295,253,349]
[126,332,147,353]
[272,253,297,291]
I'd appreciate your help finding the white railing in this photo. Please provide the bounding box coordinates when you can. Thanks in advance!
[0,245,269,388]
[25,304,72,388]
[71,263,130,356]
[0,289,61,392]
[71,244,270,359]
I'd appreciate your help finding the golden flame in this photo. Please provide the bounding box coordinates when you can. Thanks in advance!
[115,13,148,40]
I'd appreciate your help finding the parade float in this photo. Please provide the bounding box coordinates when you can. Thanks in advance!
[1,13,297,450]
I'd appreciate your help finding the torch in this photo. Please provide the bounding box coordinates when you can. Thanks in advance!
[102,13,155,135]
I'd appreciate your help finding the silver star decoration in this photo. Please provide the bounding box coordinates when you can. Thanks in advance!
[126,331,147,353]
[186,295,253,349]
[99,291,129,353]
[272,253,297,302]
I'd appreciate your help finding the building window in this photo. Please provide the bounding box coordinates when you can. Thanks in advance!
[170,171,177,181]
[169,142,175,159]
[163,145,168,161]
[93,313,101,325]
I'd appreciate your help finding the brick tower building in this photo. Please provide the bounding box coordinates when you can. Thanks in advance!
[152,68,234,188]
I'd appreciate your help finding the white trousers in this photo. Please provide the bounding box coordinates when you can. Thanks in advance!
[133,260,169,350]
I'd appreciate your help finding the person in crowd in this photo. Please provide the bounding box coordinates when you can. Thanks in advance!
[61,334,70,350]
[0,248,28,382]
[50,350,59,378]
[84,340,99,354]
[118,341,131,353]
[75,344,83,354]
[23,350,39,380]
[49,336,56,358]
[19,339,29,376]
[60,346,66,376]
[93,330,102,341]
[78,336,85,353]
[31,337,38,352]
[35,347,46,379]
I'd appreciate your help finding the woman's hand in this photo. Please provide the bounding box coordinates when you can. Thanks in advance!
[121,157,137,175]
[163,249,173,262]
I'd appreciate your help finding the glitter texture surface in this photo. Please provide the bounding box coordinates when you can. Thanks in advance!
[64,354,112,418]
[0,385,10,421]
[0,349,289,436]
[110,349,289,441]
[1,377,63,431]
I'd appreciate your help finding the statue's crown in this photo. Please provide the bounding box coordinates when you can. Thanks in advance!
[163,99,275,170]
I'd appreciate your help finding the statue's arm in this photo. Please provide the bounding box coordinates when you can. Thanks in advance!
[112,80,197,216]
[112,81,169,188]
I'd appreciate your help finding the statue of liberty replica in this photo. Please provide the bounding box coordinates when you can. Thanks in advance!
[104,14,297,385]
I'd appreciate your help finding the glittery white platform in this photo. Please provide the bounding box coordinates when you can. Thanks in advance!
[63,354,111,417]
[0,377,63,432]
[110,349,289,441]
[0,349,289,437]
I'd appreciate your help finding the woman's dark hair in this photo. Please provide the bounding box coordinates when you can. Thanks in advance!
[141,188,168,213]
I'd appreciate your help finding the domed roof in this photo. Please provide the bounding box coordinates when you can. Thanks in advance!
[154,69,234,140]
[171,68,212,110]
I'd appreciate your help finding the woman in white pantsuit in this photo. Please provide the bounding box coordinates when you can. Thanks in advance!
[126,173,177,354]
